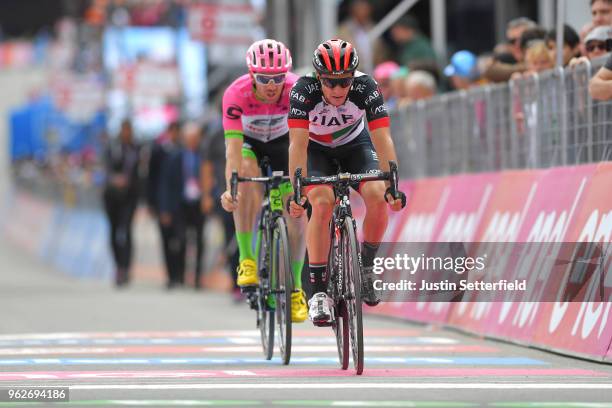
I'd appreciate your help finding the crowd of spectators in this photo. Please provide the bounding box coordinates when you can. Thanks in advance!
[356,0,612,108]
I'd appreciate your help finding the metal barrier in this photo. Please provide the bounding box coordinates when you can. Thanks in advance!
[390,56,612,179]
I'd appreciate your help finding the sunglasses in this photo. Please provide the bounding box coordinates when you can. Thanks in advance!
[586,42,610,53]
[320,76,354,89]
[508,37,520,46]
[254,74,286,85]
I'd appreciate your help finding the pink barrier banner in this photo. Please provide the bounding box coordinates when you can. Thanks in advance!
[531,162,612,359]
[365,163,612,362]
[430,173,499,243]
[447,170,540,334]
[381,177,455,323]
[477,165,597,343]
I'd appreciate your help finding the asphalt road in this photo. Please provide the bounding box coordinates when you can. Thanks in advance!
[1,238,611,408]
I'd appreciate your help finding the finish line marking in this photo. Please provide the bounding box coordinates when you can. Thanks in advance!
[0,368,606,380]
[0,357,546,366]
[67,383,612,390]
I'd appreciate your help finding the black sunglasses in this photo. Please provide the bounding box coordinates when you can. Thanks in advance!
[507,37,520,46]
[320,76,354,89]
[586,41,611,53]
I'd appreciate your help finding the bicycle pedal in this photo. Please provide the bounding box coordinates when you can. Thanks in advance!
[240,285,257,294]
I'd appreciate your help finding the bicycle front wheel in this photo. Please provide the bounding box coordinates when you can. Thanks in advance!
[257,226,274,360]
[343,216,364,375]
[273,217,292,365]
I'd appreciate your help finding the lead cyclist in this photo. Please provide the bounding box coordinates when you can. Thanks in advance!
[220,39,308,323]
[287,39,405,325]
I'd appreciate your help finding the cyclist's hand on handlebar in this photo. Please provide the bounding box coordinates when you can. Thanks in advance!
[221,190,240,212]
[385,190,406,212]
[289,197,307,218]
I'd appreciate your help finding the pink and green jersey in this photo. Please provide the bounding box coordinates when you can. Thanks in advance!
[222,73,299,143]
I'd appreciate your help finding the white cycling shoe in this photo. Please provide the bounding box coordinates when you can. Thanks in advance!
[308,292,334,326]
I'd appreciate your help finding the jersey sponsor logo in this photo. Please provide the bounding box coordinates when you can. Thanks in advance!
[305,82,320,94]
[290,107,307,116]
[290,90,306,102]
[371,150,379,161]
[364,90,381,106]
[226,104,243,120]
[372,105,387,115]
[354,83,367,93]
[250,117,286,127]
[311,114,355,126]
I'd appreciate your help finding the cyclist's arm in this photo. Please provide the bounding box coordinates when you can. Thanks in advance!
[288,128,309,179]
[590,64,612,101]
[287,77,316,179]
[359,75,396,173]
[369,126,397,173]
[221,88,245,189]
[225,137,243,190]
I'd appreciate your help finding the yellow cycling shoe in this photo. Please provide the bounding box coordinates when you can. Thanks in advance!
[291,289,308,323]
[237,259,259,287]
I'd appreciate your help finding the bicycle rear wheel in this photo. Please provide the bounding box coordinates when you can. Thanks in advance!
[343,217,364,375]
[257,227,274,360]
[273,217,292,365]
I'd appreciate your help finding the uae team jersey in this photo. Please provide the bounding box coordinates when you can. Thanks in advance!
[222,72,299,142]
[287,71,390,147]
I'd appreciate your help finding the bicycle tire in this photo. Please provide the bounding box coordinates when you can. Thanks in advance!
[273,217,293,365]
[343,216,364,375]
[330,227,349,370]
[333,300,350,370]
[257,226,274,360]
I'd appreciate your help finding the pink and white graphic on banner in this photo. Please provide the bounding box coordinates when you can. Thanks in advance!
[532,163,612,359]
[464,165,595,342]
[447,170,539,334]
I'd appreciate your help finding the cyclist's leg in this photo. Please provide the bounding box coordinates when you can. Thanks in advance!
[340,130,387,305]
[261,137,308,322]
[234,140,263,286]
[265,137,307,289]
[305,145,337,323]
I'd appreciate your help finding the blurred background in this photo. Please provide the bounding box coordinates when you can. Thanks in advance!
[0,0,609,288]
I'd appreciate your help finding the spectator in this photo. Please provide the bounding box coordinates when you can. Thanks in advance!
[589,46,612,99]
[570,26,612,66]
[591,0,612,27]
[524,41,555,74]
[546,24,581,66]
[150,121,186,290]
[102,119,141,288]
[484,17,536,82]
[444,50,483,90]
[201,114,241,301]
[579,22,596,56]
[585,25,612,58]
[373,61,400,107]
[337,0,390,74]
[519,27,549,55]
[403,70,437,104]
[390,15,437,69]
[181,122,206,290]
[493,42,518,64]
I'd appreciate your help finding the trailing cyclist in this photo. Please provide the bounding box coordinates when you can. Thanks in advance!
[220,39,308,323]
[287,39,405,325]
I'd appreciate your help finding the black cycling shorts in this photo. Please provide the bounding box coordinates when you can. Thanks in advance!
[307,128,380,191]
[242,135,289,175]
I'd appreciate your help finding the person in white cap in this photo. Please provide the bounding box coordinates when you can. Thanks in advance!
[570,25,612,67]
[589,29,612,100]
